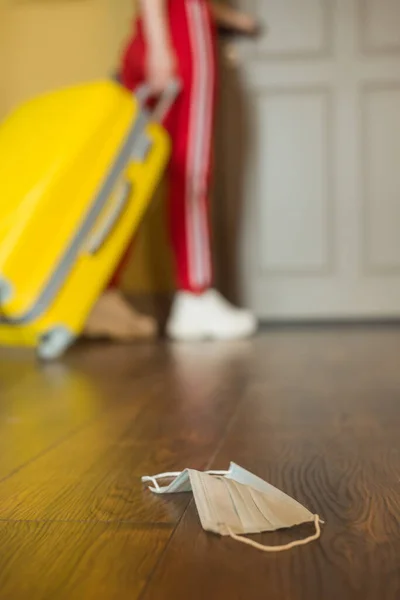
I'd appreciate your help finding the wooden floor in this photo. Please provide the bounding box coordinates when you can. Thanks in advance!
[1,327,400,600]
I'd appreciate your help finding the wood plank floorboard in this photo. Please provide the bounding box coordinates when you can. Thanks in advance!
[0,521,172,600]
[1,328,400,599]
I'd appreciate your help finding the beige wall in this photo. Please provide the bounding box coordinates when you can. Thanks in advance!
[0,0,173,293]
[0,0,131,116]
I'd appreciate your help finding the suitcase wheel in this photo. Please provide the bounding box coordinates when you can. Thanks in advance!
[37,327,75,361]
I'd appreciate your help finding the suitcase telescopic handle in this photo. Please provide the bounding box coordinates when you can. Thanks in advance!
[86,81,180,254]
[135,79,181,123]
[130,79,180,162]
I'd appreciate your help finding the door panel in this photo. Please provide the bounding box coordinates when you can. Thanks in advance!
[223,0,400,318]
[257,88,332,273]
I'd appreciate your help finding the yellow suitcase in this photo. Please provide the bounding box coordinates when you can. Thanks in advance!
[0,79,177,359]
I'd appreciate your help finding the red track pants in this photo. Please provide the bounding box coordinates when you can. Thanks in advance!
[109,0,217,293]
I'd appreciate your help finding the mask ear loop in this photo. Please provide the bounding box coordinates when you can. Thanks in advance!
[142,470,230,491]
[227,514,322,553]
[141,472,182,491]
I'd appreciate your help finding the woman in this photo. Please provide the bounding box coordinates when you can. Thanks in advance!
[85,0,259,341]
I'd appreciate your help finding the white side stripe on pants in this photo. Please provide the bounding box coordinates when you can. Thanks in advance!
[185,1,214,289]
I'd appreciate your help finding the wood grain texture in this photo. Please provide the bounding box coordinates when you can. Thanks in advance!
[0,343,169,480]
[0,521,172,600]
[1,328,400,599]
[0,342,247,523]
[140,328,400,600]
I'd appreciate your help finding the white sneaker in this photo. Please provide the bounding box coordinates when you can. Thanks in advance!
[167,290,257,341]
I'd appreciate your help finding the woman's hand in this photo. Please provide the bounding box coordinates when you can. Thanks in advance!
[233,13,260,36]
[139,0,177,94]
[210,2,262,38]
[146,44,177,95]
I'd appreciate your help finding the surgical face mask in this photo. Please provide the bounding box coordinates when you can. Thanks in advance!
[142,463,323,553]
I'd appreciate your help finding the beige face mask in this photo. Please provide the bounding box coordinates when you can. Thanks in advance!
[142,463,323,553]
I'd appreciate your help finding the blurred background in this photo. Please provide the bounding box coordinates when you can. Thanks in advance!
[2,0,400,323]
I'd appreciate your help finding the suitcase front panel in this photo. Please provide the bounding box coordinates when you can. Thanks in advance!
[0,82,141,317]
[0,121,171,350]
[0,80,179,356]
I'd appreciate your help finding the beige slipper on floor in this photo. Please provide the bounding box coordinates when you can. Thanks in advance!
[84,290,157,341]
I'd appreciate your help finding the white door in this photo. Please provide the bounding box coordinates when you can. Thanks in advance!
[218,0,400,319]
